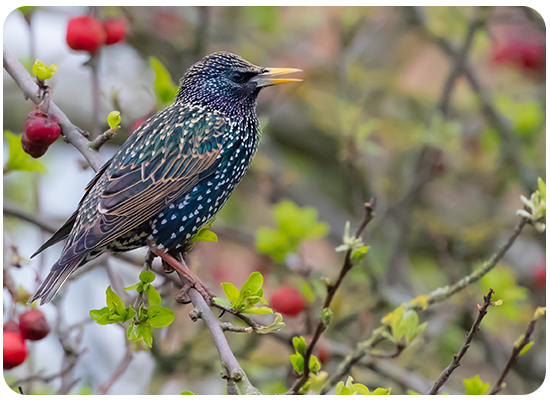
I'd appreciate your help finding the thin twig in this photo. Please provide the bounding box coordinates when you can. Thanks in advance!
[289,199,377,394]
[89,128,117,151]
[427,288,495,395]
[490,308,546,395]
[324,217,528,394]
[3,43,105,171]
[407,218,528,311]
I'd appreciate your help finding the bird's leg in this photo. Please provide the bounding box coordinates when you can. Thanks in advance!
[149,247,215,305]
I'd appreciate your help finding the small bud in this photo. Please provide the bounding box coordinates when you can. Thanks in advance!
[321,308,333,326]
[107,110,121,130]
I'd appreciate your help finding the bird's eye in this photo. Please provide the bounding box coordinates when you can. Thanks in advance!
[231,71,246,83]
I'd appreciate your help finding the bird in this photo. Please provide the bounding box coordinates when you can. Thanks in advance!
[29,51,301,305]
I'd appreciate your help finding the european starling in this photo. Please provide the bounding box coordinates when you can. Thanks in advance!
[29,52,301,305]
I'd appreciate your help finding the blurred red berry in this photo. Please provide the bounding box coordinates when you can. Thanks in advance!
[66,16,106,53]
[19,309,51,341]
[271,286,305,317]
[490,25,545,76]
[531,255,546,291]
[3,332,27,369]
[102,18,128,45]
[3,320,20,334]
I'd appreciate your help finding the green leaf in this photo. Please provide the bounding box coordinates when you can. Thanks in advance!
[370,388,391,395]
[126,323,141,342]
[149,56,178,107]
[4,131,47,173]
[189,228,218,244]
[242,306,273,315]
[221,282,240,303]
[213,297,232,308]
[32,60,58,81]
[106,286,126,314]
[124,283,140,291]
[519,341,534,356]
[107,110,121,130]
[309,355,321,374]
[538,177,546,203]
[335,381,346,395]
[408,390,420,395]
[147,305,175,328]
[239,271,264,299]
[290,353,304,374]
[293,336,307,355]
[139,270,156,284]
[322,308,333,326]
[146,284,161,305]
[140,321,153,347]
[89,307,111,325]
[181,391,196,395]
[463,375,490,395]
[255,313,285,334]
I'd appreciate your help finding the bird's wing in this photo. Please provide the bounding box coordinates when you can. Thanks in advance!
[68,105,230,253]
[31,158,114,258]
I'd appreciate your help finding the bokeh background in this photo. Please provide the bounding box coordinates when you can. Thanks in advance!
[3,6,546,395]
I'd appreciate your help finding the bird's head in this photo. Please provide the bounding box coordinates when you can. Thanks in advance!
[177,52,301,116]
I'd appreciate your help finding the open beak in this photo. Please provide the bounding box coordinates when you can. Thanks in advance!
[251,67,302,88]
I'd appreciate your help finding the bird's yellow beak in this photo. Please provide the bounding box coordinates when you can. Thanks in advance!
[251,67,302,87]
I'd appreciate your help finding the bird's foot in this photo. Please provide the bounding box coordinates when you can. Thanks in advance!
[152,250,215,305]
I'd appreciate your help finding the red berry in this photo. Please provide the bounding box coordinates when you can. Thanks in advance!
[66,16,106,53]
[534,267,546,291]
[21,133,48,158]
[19,309,51,341]
[23,109,62,158]
[3,320,20,334]
[271,286,305,317]
[102,18,128,45]
[3,332,27,369]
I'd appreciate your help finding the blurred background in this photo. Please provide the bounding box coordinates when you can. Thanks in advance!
[3,6,546,395]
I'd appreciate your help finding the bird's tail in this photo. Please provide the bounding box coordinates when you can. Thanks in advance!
[28,254,84,305]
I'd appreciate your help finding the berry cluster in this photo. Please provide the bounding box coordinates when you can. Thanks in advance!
[66,16,128,54]
[3,309,51,370]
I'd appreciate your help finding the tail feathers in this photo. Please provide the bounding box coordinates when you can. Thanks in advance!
[28,257,83,305]
[31,210,78,259]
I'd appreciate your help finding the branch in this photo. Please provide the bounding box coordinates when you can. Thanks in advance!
[289,199,377,394]
[3,43,105,172]
[427,289,495,395]
[490,307,546,395]
[437,7,488,115]
[407,217,528,311]
[324,216,528,394]
[89,128,117,151]
[176,272,261,395]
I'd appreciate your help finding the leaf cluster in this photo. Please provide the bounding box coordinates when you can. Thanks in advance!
[256,200,329,262]
[90,271,174,347]
[335,376,391,395]
[213,271,273,315]
[381,304,427,346]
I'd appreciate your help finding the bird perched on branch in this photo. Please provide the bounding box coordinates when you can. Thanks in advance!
[29,52,301,305]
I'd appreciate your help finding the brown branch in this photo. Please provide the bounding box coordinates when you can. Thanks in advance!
[178,271,261,395]
[490,308,546,395]
[289,199,377,394]
[427,289,495,395]
[3,43,105,171]
[89,128,117,151]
